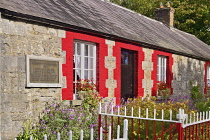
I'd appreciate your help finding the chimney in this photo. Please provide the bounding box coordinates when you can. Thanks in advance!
[155,2,175,27]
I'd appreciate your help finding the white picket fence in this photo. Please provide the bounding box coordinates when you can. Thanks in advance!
[182,110,210,128]
[98,103,210,126]
[14,119,128,140]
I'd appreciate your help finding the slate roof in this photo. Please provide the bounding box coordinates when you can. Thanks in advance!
[1,0,210,60]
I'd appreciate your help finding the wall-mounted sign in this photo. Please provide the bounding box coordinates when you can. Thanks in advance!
[26,55,62,87]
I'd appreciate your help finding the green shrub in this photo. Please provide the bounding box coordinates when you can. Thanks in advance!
[82,90,103,111]
[16,88,103,140]
[16,102,99,140]
[16,120,38,140]
[190,81,210,112]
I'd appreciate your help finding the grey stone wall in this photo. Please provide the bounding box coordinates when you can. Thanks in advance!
[0,13,66,140]
[172,54,205,96]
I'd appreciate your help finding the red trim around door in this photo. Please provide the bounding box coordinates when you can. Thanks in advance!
[113,42,144,104]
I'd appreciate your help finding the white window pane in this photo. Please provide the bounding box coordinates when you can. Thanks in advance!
[89,70,93,79]
[77,43,81,55]
[163,57,166,81]
[164,58,166,81]
[89,46,93,57]
[157,56,167,82]
[89,58,93,69]
[162,61,165,81]
[84,70,88,79]
[74,43,76,55]
[76,57,81,68]
[158,57,161,81]
[80,44,85,79]
[85,45,88,56]
[84,57,88,69]
[162,58,164,76]
[208,66,210,79]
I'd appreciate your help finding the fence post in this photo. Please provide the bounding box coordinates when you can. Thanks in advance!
[100,127,103,140]
[176,122,184,140]
[44,134,47,140]
[69,130,72,140]
[117,125,120,139]
[80,129,83,140]
[108,126,112,140]
[57,132,60,140]
[90,128,94,140]
[123,119,128,139]
[98,103,102,139]
[176,109,187,140]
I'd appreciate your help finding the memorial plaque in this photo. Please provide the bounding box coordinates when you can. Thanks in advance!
[26,55,62,87]
[30,59,59,83]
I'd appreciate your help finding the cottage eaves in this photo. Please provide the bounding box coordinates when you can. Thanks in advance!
[0,0,210,60]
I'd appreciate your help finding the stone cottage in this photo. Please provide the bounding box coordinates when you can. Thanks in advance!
[0,0,210,139]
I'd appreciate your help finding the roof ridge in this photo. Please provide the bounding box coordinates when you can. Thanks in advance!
[110,3,137,14]
[172,28,195,37]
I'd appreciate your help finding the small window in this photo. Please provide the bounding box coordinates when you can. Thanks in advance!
[157,55,167,82]
[73,41,96,96]
[207,66,210,87]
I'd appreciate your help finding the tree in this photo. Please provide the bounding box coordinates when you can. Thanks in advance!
[110,0,210,45]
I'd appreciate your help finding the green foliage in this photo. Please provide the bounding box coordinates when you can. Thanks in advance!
[82,90,103,111]
[16,102,99,140]
[110,0,210,45]
[16,120,38,140]
[190,81,210,112]
[175,1,210,45]
[190,82,202,100]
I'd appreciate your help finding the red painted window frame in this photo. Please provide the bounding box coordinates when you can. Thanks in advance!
[204,62,210,94]
[151,50,173,96]
[113,42,144,104]
[62,31,108,100]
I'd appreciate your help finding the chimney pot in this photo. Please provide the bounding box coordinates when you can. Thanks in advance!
[166,2,170,7]
[160,2,164,8]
